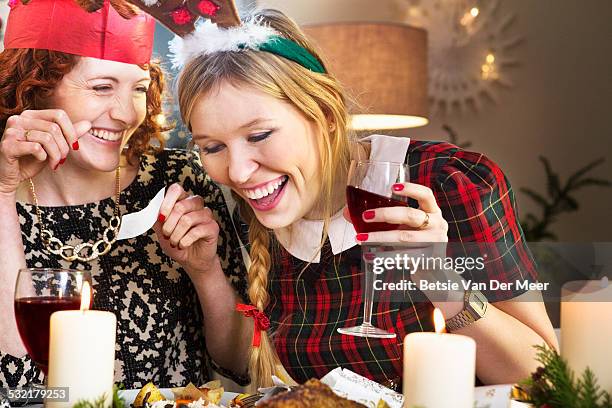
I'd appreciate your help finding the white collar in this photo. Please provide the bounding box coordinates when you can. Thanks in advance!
[273,134,411,263]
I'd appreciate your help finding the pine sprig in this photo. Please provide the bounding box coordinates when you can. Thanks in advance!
[72,385,126,408]
[522,344,612,408]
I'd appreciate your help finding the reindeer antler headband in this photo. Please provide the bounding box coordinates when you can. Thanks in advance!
[135,0,326,73]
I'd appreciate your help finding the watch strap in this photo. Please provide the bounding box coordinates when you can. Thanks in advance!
[445,289,488,331]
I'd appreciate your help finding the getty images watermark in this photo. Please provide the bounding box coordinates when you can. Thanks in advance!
[357,242,601,303]
[371,251,550,293]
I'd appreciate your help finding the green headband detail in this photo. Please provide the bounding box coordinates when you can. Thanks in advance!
[241,35,326,74]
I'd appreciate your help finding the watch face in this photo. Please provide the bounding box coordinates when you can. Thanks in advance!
[469,291,488,315]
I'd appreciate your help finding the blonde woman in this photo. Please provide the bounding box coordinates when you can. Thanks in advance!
[172,8,558,388]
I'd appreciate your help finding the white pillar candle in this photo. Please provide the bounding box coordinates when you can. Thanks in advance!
[561,279,612,394]
[403,309,476,408]
[46,310,116,407]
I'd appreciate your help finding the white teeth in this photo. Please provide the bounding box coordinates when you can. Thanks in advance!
[243,177,286,200]
[90,128,123,141]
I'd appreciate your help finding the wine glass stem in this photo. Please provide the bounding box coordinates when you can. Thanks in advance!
[362,247,375,326]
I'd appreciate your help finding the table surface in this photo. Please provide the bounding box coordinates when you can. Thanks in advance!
[18,387,533,407]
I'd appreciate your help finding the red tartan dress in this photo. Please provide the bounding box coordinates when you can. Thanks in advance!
[248,136,538,386]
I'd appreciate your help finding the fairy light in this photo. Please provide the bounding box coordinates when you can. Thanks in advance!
[481,52,499,80]
[153,114,167,127]
[460,7,480,27]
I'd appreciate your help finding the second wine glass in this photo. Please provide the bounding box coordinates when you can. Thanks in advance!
[14,268,92,376]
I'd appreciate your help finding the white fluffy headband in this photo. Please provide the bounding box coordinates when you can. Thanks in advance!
[167,17,326,73]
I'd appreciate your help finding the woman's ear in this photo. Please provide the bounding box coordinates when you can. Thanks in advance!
[324,111,336,133]
[328,121,336,133]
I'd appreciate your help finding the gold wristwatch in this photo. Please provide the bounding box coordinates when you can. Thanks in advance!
[445,289,488,331]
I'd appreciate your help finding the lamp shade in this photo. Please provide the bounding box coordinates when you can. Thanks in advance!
[303,22,428,130]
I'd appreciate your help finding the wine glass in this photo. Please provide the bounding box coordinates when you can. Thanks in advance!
[338,160,410,338]
[14,268,92,377]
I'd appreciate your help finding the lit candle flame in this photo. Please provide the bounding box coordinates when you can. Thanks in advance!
[470,7,480,17]
[433,308,446,333]
[80,281,91,311]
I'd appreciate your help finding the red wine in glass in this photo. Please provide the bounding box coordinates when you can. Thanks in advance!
[346,185,409,233]
[14,296,81,375]
[339,160,410,339]
[13,268,91,379]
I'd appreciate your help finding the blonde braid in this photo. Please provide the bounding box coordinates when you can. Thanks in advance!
[236,199,293,388]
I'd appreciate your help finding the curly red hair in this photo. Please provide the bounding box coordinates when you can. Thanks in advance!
[0,48,171,165]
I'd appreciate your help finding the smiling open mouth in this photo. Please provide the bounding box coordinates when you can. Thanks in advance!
[246,175,289,211]
[90,128,123,142]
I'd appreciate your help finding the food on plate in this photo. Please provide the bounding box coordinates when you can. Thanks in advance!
[132,380,225,408]
[376,400,391,408]
[256,379,366,407]
[172,380,224,405]
[133,382,166,407]
[230,393,261,407]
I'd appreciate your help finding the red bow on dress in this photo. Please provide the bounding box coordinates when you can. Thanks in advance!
[236,303,270,347]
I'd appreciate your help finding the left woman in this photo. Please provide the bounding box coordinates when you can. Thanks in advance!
[0,0,248,388]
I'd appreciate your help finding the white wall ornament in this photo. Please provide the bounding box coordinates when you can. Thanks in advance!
[395,0,523,115]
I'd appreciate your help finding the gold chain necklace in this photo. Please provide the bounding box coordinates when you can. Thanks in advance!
[28,168,122,262]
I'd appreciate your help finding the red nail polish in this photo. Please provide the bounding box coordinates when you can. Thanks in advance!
[59,157,66,165]
[356,233,369,241]
[392,183,404,191]
[364,253,376,261]
[158,213,166,223]
[72,140,80,150]
[363,210,376,220]
[53,163,60,171]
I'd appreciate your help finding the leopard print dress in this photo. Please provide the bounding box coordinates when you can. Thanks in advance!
[0,149,247,389]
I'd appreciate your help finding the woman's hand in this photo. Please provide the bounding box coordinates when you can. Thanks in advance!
[352,182,463,307]
[354,182,448,243]
[0,109,90,195]
[153,183,220,276]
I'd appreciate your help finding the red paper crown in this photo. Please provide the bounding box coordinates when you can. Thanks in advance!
[4,0,155,65]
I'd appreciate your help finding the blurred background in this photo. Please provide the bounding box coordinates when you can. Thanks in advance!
[1,0,611,243]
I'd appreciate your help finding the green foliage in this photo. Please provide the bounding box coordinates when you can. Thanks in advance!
[521,344,612,408]
[520,157,611,241]
[72,385,126,408]
[442,125,473,149]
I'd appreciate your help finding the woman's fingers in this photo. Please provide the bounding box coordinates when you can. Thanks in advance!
[20,129,63,170]
[391,182,440,213]
[363,206,435,230]
[21,109,91,150]
[167,205,210,246]
[158,183,189,222]
[356,229,448,244]
[2,138,48,163]
[161,193,207,242]
[178,217,219,250]
[18,117,69,155]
